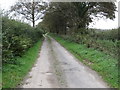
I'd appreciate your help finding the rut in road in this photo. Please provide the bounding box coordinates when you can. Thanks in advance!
[20,36,109,88]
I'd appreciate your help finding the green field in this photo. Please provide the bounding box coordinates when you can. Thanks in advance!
[52,35,118,88]
[2,40,43,88]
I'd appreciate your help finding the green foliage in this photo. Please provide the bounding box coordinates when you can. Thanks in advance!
[94,29,118,41]
[2,40,42,88]
[2,17,43,64]
[42,2,116,34]
[60,29,118,58]
[52,35,118,88]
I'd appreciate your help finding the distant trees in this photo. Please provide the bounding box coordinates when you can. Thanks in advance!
[41,2,116,34]
[10,0,48,27]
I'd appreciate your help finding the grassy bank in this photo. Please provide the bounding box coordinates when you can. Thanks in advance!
[0,72,2,89]
[51,35,118,88]
[2,40,43,88]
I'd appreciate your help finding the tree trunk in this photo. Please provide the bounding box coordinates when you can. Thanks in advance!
[64,26,66,35]
[33,19,35,27]
[32,0,35,27]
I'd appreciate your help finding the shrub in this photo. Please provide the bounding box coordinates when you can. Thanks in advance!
[59,28,119,58]
[2,17,43,64]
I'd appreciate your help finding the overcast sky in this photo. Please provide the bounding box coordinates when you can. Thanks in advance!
[0,0,119,29]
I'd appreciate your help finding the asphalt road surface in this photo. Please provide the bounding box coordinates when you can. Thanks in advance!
[20,37,108,88]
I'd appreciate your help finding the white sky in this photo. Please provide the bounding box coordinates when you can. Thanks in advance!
[0,0,119,29]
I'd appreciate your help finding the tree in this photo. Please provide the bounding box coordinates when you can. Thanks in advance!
[72,2,116,28]
[43,10,67,34]
[10,0,48,27]
[42,2,71,34]
[42,2,116,34]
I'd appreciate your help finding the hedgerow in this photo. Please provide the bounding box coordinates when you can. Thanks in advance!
[59,28,119,58]
[2,17,43,64]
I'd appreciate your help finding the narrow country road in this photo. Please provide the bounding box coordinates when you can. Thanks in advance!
[20,36,109,88]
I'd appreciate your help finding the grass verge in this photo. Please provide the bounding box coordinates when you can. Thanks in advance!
[51,34,118,88]
[0,72,2,89]
[2,40,43,88]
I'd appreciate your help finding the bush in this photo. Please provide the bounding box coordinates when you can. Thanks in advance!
[94,29,118,41]
[2,17,43,64]
[59,28,119,58]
